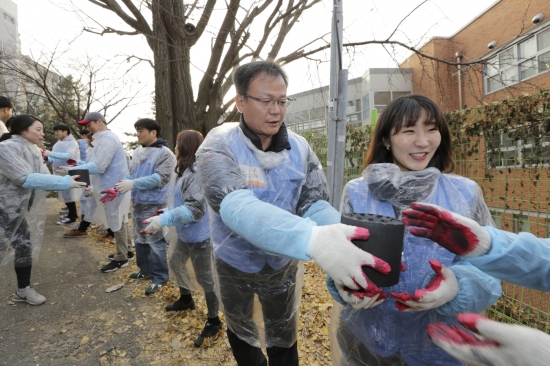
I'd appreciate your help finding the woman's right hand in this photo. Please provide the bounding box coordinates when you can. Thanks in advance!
[70,175,87,189]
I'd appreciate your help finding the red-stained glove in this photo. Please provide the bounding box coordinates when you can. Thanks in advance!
[390,259,458,312]
[66,158,79,167]
[99,189,118,203]
[402,202,492,258]
[427,313,550,366]
[312,224,391,310]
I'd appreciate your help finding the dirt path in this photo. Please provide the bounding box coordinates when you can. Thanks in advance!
[0,198,334,365]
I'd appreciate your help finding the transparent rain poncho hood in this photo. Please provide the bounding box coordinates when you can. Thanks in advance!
[0,135,49,266]
[196,121,330,348]
[166,167,213,293]
[332,163,501,366]
[130,145,175,244]
[52,134,81,203]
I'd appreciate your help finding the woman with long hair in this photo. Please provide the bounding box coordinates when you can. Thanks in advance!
[327,95,502,365]
[143,130,220,347]
[0,115,86,305]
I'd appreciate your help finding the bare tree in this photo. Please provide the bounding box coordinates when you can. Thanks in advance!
[79,0,320,146]
[0,47,142,143]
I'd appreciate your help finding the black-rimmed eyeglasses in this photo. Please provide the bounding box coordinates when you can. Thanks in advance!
[244,94,295,108]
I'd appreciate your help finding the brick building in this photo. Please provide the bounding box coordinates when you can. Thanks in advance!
[401,0,550,111]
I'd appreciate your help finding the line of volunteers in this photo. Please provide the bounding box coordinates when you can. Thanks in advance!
[0,61,548,365]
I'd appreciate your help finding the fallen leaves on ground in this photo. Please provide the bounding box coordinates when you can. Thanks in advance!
[85,223,335,365]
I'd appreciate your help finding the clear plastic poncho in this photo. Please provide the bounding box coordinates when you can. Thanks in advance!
[79,145,107,226]
[52,134,81,203]
[196,121,329,348]
[86,130,130,232]
[0,135,49,266]
[331,163,501,366]
[130,145,175,244]
[166,166,213,292]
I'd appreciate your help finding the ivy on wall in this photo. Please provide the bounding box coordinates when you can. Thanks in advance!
[302,91,550,182]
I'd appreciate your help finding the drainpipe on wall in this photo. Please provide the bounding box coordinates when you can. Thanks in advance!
[455,51,464,110]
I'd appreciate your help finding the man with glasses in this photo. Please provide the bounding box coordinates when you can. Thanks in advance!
[197,61,379,366]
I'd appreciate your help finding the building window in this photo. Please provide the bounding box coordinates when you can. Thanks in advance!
[369,91,411,117]
[484,26,550,94]
[3,13,14,24]
[513,214,530,233]
[487,124,550,168]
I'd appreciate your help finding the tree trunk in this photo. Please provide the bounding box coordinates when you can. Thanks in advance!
[149,0,198,148]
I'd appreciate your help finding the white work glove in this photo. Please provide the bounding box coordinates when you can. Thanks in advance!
[310,223,391,309]
[69,175,87,189]
[390,259,458,311]
[142,216,162,235]
[428,313,550,366]
[84,185,94,197]
[115,179,134,194]
[402,202,491,258]
[55,166,70,175]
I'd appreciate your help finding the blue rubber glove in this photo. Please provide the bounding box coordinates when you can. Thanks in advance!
[22,173,71,190]
[132,173,161,190]
[326,275,347,305]
[303,200,341,226]
[159,206,194,227]
[220,189,315,260]
[50,151,72,160]
[71,162,100,175]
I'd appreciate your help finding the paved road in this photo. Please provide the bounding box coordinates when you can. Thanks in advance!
[0,198,148,366]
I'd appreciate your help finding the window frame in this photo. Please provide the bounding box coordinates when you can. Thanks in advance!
[486,123,550,169]
[484,26,550,94]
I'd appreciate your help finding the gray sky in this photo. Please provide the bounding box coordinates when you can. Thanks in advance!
[15,0,497,139]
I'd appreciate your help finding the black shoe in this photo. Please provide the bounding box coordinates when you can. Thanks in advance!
[101,260,128,273]
[165,297,195,312]
[108,251,134,261]
[194,320,222,347]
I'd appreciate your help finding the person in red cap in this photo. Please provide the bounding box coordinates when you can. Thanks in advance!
[61,112,133,272]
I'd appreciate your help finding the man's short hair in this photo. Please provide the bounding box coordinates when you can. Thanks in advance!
[233,61,288,96]
[0,96,13,109]
[79,129,89,135]
[134,118,161,137]
[53,124,70,133]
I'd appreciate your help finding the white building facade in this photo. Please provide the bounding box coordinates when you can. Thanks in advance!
[285,68,413,134]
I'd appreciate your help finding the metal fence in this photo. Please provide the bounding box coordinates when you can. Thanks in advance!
[453,130,550,333]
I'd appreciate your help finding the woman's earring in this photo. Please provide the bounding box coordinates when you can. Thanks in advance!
[386,146,390,150]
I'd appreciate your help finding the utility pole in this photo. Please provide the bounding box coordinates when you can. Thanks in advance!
[326,0,348,208]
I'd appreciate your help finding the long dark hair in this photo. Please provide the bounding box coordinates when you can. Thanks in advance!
[362,94,454,172]
[174,130,204,176]
[0,114,43,142]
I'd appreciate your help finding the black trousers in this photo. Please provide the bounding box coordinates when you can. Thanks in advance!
[0,210,33,288]
[227,329,298,366]
[216,259,299,366]
[65,201,78,220]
